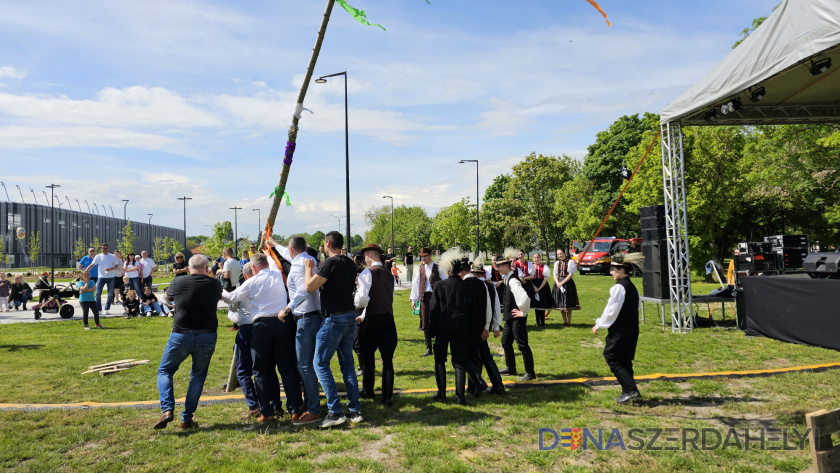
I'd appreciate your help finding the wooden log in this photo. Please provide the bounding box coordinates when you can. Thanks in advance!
[225,344,239,392]
[99,368,129,376]
[82,360,149,374]
[87,359,135,370]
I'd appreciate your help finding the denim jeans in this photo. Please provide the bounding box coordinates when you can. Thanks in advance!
[295,313,324,414]
[13,294,31,309]
[314,311,361,415]
[251,317,303,417]
[142,276,153,293]
[234,324,259,410]
[128,277,141,295]
[157,331,217,422]
[143,301,168,315]
[95,277,115,311]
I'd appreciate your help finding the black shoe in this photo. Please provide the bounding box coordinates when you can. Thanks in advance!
[455,396,467,406]
[380,369,394,407]
[431,391,446,401]
[498,367,517,376]
[473,378,488,398]
[422,349,433,357]
[519,373,536,381]
[617,391,641,404]
[485,385,506,395]
[359,389,375,400]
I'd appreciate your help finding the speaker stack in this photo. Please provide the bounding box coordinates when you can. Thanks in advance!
[803,252,840,279]
[764,234,809,270]
[640,205,669,299]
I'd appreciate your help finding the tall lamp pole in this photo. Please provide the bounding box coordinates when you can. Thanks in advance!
[65,196,72,210]
[382,195,394,254]
[459,159,480,255]
[16,185,24,202]
[30,189,38,205]
[230,206,242,255]
[315,71,351,254]
[46,184,60,285]
[329,214,343,232]
[252,209,260,242]
[0,182,8,201]
[177,197,192,251]
[74,198,82,213]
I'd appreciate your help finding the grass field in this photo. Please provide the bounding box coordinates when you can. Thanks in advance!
[1,274,838,472]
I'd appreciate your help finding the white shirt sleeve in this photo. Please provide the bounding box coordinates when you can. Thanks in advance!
[568,260,577,275]
[355,268,372,309]
[492,290,502,330]
[595,284,626,329]
[222,278,252,304]
[508,278,531,315]
[409,273,420,302]
[482,284,493,330]
[274,244,292,262]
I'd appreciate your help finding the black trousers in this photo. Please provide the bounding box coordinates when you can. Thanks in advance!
[359,314,398,373]
[251,317,303,416]
[434,329,472,368]
[603,326,639,393]
[501,316,535,375]
[470,333,499,375]
[80,300,99,326]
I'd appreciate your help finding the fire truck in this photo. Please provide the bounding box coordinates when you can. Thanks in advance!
[571,237,641,274]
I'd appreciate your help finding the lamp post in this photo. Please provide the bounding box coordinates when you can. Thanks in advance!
[0,182,9,201]
[314,71,351,254]
[459,159,480,255]
[230,206,242,255]
[122,199,129,226]
[178,197,192,251]
[85,200,91,213]
[329,214,343,232]
[109,206,115,218]
[16,185,24,203]
[147,213,153,225]
[92,202,99,215]
[65,196,72,210]
[382,195,394,255]
[30,188,38,205]
[252,208,260,241]
[75,198,82,213]
[148,214,154,248]
[42,190,49,204]
[46,184,60,285]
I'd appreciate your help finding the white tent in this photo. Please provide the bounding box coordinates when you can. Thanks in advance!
[657,0,840,332]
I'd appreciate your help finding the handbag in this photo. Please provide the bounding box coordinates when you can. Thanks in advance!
[412,300,420,315]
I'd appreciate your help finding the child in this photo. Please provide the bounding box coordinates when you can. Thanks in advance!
[124,290,141,319]
[161,287,175,317]
[0,273,11,311]
[141,286,169,316]
[119,276,132,305]
[78,270,101,329]
[392,263,401,285]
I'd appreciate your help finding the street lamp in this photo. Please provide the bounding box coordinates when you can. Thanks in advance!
[85,200,91,213]
[16,185,24,203]
[65,196,72,210]
[329,214,343,232]
[147,213,153,225]
[459,159,480,255]
[315,71,351,255]
[74,198,82,213]
[230,206,242,255]
[92,202,100,215]
[382,195,394,255]
[252,208,260,241]
[0,182,9,201]
[109,206,115,218]
[46,184,60,285]
[177,197,192,251]
[122,199,129,225]
[30,188,38,205]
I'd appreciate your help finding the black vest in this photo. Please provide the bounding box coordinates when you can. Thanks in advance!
[502,273,521,322]
[610,277,639,332]
[366,266,395,316]
[484,280,498,318]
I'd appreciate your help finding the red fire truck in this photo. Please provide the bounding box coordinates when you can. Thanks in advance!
[572,237,641,274]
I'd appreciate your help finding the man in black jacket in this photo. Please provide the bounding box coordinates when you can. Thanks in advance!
[465,257,505,395]
[496,249,536,381]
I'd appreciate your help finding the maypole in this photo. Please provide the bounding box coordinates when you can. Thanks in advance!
[259,0,337,247]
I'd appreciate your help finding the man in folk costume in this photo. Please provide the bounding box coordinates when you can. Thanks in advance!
[354,244,398,407]
[465,255,505,396]
[529,252,554,327]
[410,247,447,357]
[553,248,581,327]
[496,248,537,381]
[429,248,485,405]
[592,252,645,404]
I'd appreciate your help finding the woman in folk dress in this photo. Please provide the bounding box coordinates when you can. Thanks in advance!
[552,248,580,327]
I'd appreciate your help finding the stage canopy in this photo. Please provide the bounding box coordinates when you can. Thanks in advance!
[660,0,840,126]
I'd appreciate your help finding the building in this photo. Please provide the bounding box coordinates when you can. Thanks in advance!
[1,201,184,269]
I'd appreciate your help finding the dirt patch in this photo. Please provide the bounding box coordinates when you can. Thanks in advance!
[579,339,604,349]
[358,432,393,463]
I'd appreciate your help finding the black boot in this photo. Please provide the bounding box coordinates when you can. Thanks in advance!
[464,362,485,399]
[499,346,517,375]
[484,361,506,395]
[380,368,394,407]
[422,332,433,357]
[454,368,467,405]
[521,347,536,379]
[431,363,447,400]
[612,365,638,396]
[356,352,365,377]
[466,377,476,397]
[360,368,376,400]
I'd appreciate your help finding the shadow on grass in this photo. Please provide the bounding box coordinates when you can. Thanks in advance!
[0,343,45,352]
[640,395,765,408]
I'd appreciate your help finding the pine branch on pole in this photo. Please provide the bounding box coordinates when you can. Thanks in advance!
[259,0,337,248]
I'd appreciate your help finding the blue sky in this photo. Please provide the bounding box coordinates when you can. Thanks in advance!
[0,0,779,239]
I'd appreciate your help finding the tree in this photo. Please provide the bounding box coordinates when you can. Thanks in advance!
[202,221,233,259]
[309,231,326,250]
[27,231,42,271]
[152,237,168,270]
[186,236,204,250]
[484,174,512,202]
[73,237,86,265]
[365,205,433,252]
[91,236,101,254]
[430,198,476,251]
[117,221,137,257]
[168,237,184,266]
[0,237,5,270]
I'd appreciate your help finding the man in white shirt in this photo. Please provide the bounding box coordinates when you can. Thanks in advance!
[230,262,259,419]
[222,252,304,423]
[140,250,157,293]
[275,236,324,426]
[409,247,447,357]
[495,251,536,381]
[86,243,120,314]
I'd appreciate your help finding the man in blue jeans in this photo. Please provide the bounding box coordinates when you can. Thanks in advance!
[272,235,324,426]
[154,255,222,430]
[86,243,119,314]
[304,231,362,428]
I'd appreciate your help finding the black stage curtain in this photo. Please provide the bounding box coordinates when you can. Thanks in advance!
[742,276,840,351]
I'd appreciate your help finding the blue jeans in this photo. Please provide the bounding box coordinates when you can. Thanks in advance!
[142,301,169,315]
[95,277,115,311]
[157,331,217,422]
[128,277,141,295]
[234,324,259,410]
[13,294,31,309]
[314,311,361,415]
[295,313,324,414]
[142,276,153,293]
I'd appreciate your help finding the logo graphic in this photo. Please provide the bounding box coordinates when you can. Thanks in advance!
[16,227,25,240]
[560,428,582,451]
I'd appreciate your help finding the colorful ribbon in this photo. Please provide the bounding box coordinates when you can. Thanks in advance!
[586,0,611,27]
[269,187,292,207]
[336,0,386,31]
[284,141,296,166]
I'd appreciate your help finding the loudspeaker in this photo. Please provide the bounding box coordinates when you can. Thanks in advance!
[804,253,840,278]
[640,205,666,244]
[642,242,669,299]
[765,234,809,248]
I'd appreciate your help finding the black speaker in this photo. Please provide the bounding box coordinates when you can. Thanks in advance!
[765,234,809,248]
[804,253,840,278]
[640,205,666,245]
[642,242,669,299]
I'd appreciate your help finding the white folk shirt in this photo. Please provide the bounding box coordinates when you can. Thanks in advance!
[516,261,534,278]
[354,262,394,322]
[503,271,531,316]
[409,262,447,303]
[463,273,499,331]
[274,244,321,316]
[594,283,626,329]
[553,259,577,293]
[222,268,288,321]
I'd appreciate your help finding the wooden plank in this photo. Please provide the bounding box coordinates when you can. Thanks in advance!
[99,368,129,376]
[82,360,149,374]
[810,408,840,437]
[225,344,239,392]
[87,359,135,370]
[806,409,839,473]
[814,446,840,473]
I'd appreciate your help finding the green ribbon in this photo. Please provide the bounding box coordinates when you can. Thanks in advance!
[335,0,386,31]
[269,187,292,206]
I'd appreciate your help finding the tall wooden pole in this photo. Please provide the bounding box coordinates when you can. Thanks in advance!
[259,0,336,247]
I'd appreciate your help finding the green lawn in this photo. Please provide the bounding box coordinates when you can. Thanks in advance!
[1,274,837,472]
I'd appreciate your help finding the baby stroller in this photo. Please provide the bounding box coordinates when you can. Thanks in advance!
[32,277,81,320]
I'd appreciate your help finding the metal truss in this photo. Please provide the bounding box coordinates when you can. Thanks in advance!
[680,104,840,126]
[660,122,693,333]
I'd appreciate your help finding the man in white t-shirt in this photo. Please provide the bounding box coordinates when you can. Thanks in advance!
[140,250,157,293]
[86,243,120,314]
[222,248,242,290]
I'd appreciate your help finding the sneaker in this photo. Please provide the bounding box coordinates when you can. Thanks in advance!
[104,310,110,315]
[293,411,322,426]
[319,412,347,428]
[349,411,363,424]
[95,324,103,329]
[616,390,641,404]
[126,314,131,319]
[145,312,152,317]
[84,325,90,330]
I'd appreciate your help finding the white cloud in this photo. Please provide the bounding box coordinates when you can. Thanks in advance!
[0,66,25,86]
[0,126,177,149]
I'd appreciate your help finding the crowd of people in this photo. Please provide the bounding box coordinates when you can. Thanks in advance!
[151,227,647,431]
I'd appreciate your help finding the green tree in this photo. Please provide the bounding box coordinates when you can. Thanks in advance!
[202,222,233,259]
[186,236,204,250]
[484,174,512,201]
[430,198,476,251]
[168,237,184,266]
[27,231,42,271]
[0,237,6,269]
[309,231,326,250]
[91,236,101,254]
[152,237,168,270]
[117,221,137,257]
[365,205,433,252]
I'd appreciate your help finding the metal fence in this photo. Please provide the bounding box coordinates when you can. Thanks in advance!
[1,201,184,269]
